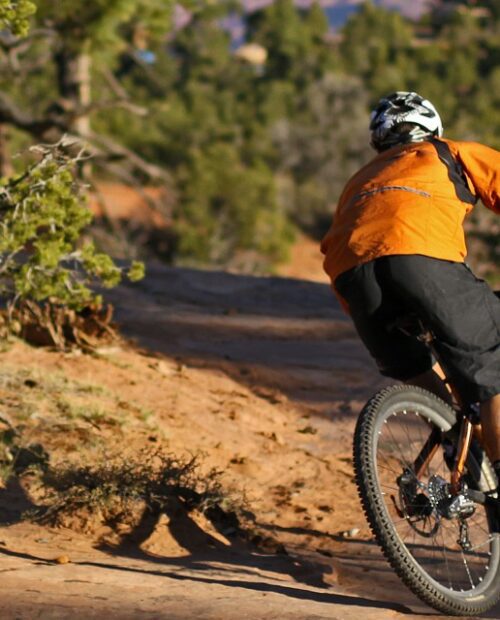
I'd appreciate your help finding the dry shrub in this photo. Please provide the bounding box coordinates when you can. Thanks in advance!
[2,300,118,351]
[30,449,244,534]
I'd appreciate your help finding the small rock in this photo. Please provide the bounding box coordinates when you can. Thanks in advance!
[258,431,283,444]
[297,425,317,435]
[65,348,82,357]
[229,455,247,465]
[94,346,122,356]
[251,534,287,555]
[342,527,360,539]
[149,360,175,377]
[54,555,70,564]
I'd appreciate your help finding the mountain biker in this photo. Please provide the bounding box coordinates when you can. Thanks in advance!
[320,91,500,485]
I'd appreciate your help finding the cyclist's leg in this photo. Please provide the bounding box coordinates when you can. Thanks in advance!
[379,255,500,467]
[480,394,500,465]
[334,259,441,388]
[403,363,453,407]
[482,396,500,512]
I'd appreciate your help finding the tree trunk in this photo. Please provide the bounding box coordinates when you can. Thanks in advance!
[54,47,92,137]
[54,47,92,177]
[0,123,14,178]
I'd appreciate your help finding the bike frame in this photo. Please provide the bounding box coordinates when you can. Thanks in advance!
[407,325,483,496]
[413,408,476,494]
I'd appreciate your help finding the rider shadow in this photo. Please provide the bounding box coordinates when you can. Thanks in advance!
[89,503,412,615]
[0,542,412,614]
[96,498,333,590]
[0,476,37,525]
[336,537,500,619]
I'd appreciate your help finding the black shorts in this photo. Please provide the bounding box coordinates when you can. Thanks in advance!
[334,255,500,404]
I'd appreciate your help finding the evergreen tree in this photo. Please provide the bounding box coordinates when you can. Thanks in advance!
[248,0,304,82]
[339,2,416,97]
[0,140,143,309]
[271,74,371,233]
[3,0,496,277]
[0,0,35,35]
[0,4,144,339]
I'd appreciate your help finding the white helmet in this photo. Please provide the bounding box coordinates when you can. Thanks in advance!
[370,91,443,152]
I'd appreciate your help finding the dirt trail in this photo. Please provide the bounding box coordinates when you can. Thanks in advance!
[0,264,498,619]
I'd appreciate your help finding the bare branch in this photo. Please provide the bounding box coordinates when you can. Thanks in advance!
[101,68,131,101]
[0,28,57,52]
[6,51,53,75]
[0,95,165,187]
[0,92,67,137]
[69,99,148,120]
[86,130,170,183]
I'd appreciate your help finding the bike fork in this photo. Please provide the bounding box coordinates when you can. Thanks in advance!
[450,417,473,494]
[413,417,476,495]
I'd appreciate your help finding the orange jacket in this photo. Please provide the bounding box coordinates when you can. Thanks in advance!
[321,138,500,289]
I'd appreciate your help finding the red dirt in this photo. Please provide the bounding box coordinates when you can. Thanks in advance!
[88,182,170,228]
[0,261,498,619]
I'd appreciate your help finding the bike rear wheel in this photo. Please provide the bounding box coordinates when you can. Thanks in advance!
[354,385,500,616]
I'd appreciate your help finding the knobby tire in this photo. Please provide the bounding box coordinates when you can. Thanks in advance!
[354,385,500,616]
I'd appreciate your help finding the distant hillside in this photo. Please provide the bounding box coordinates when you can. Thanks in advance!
[243,0,432,25]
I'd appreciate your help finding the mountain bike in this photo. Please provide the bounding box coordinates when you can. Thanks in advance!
[353,313,500,616]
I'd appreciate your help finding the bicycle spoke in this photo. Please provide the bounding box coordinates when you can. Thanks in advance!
[355,386,500,614]
[373,408,495,593]
[438,528,453,590]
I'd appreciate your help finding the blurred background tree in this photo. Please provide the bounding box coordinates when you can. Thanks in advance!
[0,0,498,279]
[0,1,146,350]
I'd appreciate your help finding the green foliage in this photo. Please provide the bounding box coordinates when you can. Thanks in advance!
[270,74,372,232]
[34,0,176,51]
[174,143,292,269]
[0,140,144,309]
[248,0,335,85]
[1,0,499,275]
[0,0,36,36]
[127,260,145,282]
[339,2,417,95]
[339,1,500,149]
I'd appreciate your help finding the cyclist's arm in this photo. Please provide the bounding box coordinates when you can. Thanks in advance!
[452,141,500,213]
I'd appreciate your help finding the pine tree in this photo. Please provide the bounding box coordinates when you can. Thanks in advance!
[0,139,143,309]
[0,0,35,35]
[0,3,144,348]
[339,2,416,96]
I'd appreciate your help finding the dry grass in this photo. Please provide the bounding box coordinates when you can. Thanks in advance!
[0,361,246,541]
[0,364,159,448]
[29,449,242,532]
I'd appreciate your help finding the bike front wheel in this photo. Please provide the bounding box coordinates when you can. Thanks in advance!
[354,385,500,616]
